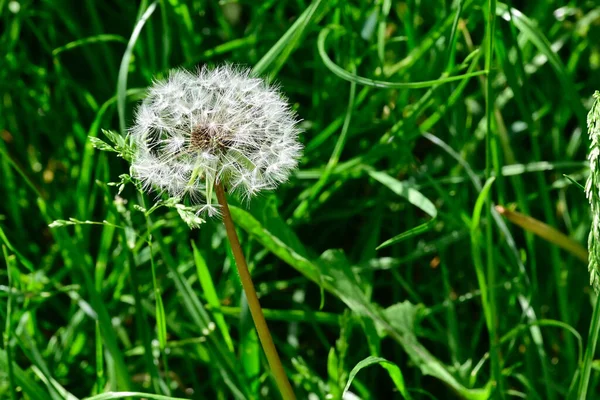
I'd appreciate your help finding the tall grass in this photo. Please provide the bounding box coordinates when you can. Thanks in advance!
[1,0,600,399]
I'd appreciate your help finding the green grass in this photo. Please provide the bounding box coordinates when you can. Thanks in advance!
[2,0,600,398]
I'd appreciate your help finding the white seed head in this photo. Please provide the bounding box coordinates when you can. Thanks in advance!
[130,65,302,213]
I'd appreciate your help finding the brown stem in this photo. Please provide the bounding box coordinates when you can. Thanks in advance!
[214,182,296,400]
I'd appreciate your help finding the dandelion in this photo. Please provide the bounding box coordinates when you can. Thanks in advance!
[130,65,302,215]
[128,65,301,400]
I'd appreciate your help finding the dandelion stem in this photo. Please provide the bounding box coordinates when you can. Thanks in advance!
[215,182,296,400]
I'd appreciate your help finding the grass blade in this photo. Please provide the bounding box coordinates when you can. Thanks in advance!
[117,2,157,134]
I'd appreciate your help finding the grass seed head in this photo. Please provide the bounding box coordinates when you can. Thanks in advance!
[586,90,600,292]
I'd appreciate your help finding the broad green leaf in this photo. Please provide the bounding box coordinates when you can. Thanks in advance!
[381,301,425,336]
[230,204,491,399]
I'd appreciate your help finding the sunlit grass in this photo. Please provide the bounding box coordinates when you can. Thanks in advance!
[1,1,600,399]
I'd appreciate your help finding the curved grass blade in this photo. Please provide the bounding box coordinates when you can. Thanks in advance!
[500,319,583,366]
[343,356,411,400]
[318,26,487,89]
[84,392,189,400]
[52,34,126,57]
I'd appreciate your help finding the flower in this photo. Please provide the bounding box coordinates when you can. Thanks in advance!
[130,65,302,215]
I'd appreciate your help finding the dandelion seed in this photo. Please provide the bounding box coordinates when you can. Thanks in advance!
[130,65,302,214]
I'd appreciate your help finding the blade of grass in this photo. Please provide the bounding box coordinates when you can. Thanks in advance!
[2,245,17,400]
[52,35,126,57]
[470,177,502,396]
[343,356,412,400]
[496,206,588,263]
[192,241,235,352]
[496,3,586,125]
[84,392,189,400]
[484,0,505,395]
[318,26,487,89]
[577,295,600,399]
[253,0,325,78]
[0,349,49,400]
[117,2,157,134]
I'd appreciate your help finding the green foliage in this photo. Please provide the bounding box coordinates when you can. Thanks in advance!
[1,0,600,399]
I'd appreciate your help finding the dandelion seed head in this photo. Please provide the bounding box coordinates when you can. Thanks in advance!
[130,65,302,210]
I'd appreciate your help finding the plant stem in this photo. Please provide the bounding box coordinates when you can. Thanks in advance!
[484,0,505,395]
[577,294,600,399]
[215,182,296,400]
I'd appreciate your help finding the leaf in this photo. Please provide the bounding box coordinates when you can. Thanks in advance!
[369,170,438,249]
[192,241,234,352]
[318,26,487,89]
[154,293,167,350]
[327,347,340,388]
[469,177,495,333]
[369,170,437,218]
[381,301,425,336]
[117,2,158,134]
[252,0,325,78]
[52,34,127,56]
[376,220,436,250]
[496,205,588,263]
[343,356,411,400]
[496,3,586,124]
[563,174,586,192]
[471,177,496,233]
[84,392,189,400]
[239,295,260,396]
[0,349,49,400]
[230,204,491,399]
